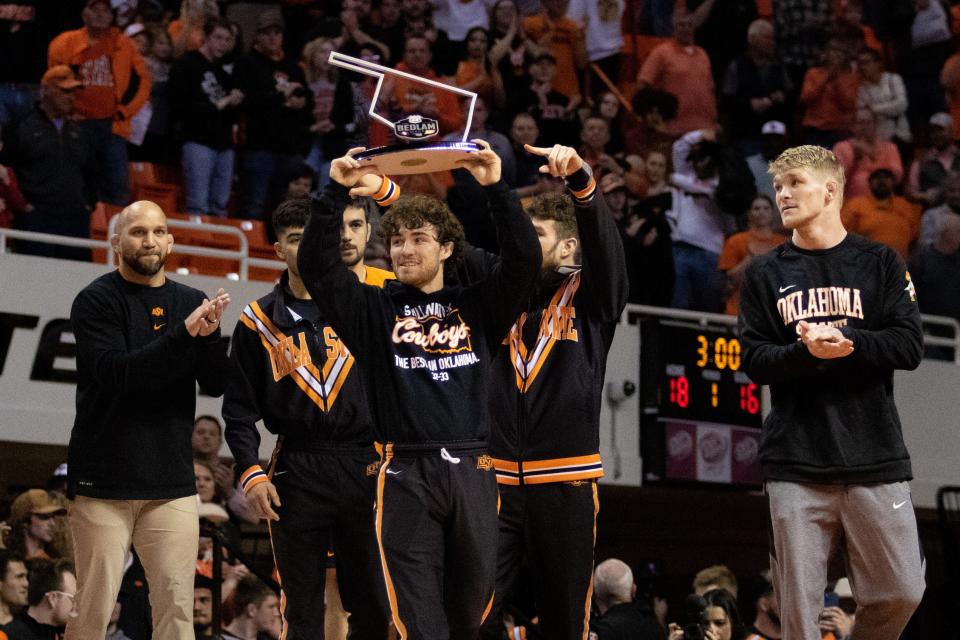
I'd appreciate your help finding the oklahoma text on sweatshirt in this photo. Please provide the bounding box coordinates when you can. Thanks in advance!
[739,233,923,484]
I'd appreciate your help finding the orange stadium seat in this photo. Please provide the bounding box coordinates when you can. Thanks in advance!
[89,202,124,263]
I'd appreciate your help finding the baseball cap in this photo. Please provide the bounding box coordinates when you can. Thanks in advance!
[9,489,67,522]
[929,112,953,129]
[256,10,284,32]
[761,120,787,136]
[41,66,83,90]
[124,22,146,38]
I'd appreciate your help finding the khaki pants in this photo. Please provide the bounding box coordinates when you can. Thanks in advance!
[65,495,199,640]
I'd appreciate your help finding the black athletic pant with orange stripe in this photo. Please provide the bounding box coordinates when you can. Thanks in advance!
[480,481,600,640]
[377,444,499,639]
[270,448,390,639]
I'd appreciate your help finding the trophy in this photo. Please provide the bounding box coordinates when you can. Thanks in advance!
[328,50,482,175]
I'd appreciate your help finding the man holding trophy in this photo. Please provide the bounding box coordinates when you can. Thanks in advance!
[293,51,542,638]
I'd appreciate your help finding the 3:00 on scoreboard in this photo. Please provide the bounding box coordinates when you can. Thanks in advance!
[656,323,762,428]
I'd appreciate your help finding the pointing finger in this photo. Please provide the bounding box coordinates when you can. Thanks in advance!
[523,143,551,157]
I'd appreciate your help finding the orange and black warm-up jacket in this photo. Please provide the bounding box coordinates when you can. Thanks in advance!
[477,168,629,485]
[222,268,394,498]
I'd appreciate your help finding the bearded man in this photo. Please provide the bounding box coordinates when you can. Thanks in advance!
[65,200,231,640]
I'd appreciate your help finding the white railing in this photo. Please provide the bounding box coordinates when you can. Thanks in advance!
[1,222,288,281]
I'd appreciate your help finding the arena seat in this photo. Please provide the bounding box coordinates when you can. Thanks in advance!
[89,202,124,263]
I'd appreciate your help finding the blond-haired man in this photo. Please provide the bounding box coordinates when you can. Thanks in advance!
[739,145,925,640]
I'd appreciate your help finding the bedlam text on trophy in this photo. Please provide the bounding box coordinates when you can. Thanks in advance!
[328,50,481,174]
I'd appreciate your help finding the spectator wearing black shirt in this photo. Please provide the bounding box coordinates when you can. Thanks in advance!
[367,0,406,66]
[0,551,28,627]
[514,52,577,146]
[66,201,230,639]
[508,112,547,199]
[721,19,792,157]
[235,10,313,221]
[2,66,92,262]
[910,214,960,357]
[169,17,244,218]
[3,559,76,640]
[591,559,666,640]
[686,0,756,87]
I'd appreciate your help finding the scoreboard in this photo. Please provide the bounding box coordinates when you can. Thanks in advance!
[638,318,764,487]
[658,324,762,428]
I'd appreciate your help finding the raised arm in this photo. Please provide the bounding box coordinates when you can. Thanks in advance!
[456,140,542,342]
[296,149,395,353]
[524,143,628,321]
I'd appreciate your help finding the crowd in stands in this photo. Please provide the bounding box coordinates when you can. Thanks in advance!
[0,449,853,640]
[0,460,862,640]
[2,0,960,327]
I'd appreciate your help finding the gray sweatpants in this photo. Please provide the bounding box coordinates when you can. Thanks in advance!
[766,481,925,640]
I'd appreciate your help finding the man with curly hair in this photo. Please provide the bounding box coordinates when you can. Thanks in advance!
[298,140,541,639]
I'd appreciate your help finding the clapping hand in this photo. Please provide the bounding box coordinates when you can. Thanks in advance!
[185,288,230,337]
[798,320,854,359]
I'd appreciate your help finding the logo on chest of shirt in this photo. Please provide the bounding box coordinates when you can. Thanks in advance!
[243,303,355,412]
[151,306,165,330]
[507,272,580,392]
[80,55,114,88]
[391,307,473,354]
[775,286,864,328]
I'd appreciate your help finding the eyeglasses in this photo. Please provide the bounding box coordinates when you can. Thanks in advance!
[48,590,76,603]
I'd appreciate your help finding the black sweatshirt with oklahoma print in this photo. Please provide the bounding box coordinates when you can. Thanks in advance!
[739,233,923,484]
[297,180,541,446]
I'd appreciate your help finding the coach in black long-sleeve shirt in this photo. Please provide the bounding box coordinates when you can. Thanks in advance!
[298,143,540,639]
[66,201,230,640]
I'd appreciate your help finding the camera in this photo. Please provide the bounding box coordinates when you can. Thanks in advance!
[682,594,709,640]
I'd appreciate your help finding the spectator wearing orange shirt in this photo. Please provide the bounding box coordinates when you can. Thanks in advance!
[454,27,506,110]
[799,44,858,149]
[833,108,903,200]
[637,13,717,137]
[841,168,921,259]
[48,0,151,206]
[385,35,463,136]
[718,194,785,315]
[521,0,586,104]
